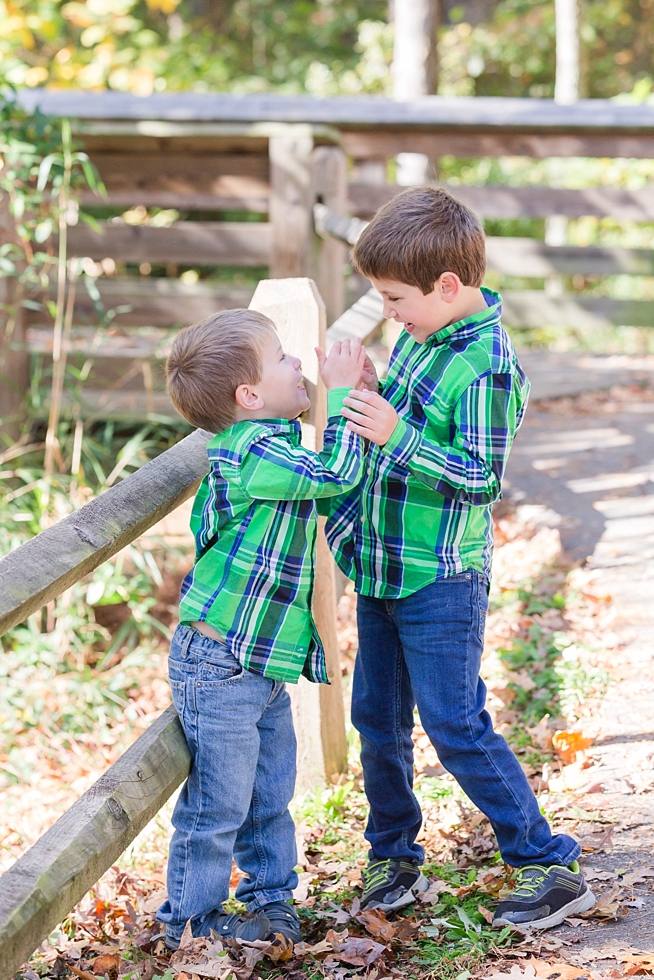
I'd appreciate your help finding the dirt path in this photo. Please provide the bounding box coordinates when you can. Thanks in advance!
[504,378,654,961]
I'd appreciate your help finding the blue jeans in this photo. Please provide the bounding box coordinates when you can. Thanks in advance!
[157,625,298,944]
[352,572,580,869]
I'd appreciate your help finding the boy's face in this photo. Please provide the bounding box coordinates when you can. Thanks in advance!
[253,332,311,420]
[370,277,452,344]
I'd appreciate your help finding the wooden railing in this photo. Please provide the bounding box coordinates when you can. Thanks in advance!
[0,276,363,980]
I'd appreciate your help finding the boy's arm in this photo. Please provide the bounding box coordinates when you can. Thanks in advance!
[382,372,522,505]
[239,388,363,501]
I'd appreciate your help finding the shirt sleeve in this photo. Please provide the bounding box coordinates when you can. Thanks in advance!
[239,388,363,501]
[379,372,522,506]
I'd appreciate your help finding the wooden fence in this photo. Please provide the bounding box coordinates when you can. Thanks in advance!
[5,91,654,426]
[3,89,654,974]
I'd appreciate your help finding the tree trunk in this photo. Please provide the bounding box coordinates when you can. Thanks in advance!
[392,0,440,186]
[554,0,581,105]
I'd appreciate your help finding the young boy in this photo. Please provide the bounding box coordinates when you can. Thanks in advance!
[324,187,595,930]
[156,309,365,948]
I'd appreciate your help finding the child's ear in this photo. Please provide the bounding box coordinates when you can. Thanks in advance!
[235,383,265,413]
[438,272,462,303]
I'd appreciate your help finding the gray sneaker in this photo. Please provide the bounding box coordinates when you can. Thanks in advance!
[361,856,429,911]
[493,861,595,930]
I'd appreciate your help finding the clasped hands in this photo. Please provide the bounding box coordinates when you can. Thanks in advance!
[315,338,398,447]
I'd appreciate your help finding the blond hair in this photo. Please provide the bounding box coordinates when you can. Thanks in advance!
[352,186,486,294]
[166,309,275,433]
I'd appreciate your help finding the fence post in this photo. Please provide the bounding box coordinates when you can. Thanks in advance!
[269,127,314,279]
[0,192,28,439]
[249,277,348,789]
[311,145,348,325]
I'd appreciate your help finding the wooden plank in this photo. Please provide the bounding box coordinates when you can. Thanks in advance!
[249,278,348,785]
[25,279,254,329]
[80,191,269,212]
[341,130,654,160]
[66,222,271,267]
[269,130,314,278]
[349,182,654,221]
[0,428,209,635]
[502,290,654,329]
[17,89,654,132]
[84,152,269,208]
[486,238,654,277]
[0,705,191,980]
[327,288,385,347]
[311,146,348,324]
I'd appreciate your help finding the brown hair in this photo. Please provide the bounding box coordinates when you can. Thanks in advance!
[166,309,275,433]
[352,186,486,294]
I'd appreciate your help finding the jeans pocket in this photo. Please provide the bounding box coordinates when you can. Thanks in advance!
[197,652,244,686]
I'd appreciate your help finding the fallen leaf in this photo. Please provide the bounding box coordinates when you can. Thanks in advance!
[292,871,316,903]
[142,887,168,914]
[419,878,458,902]
[579,886,622,921]
[584,869,617,882]
[552,731,594,763]
[332,935,386,967]
[483,960,590,979]
[267,935,294,962]
[478,903,495,924]
[622,868,654,888]
[354,907,396,941]
[91,953,119,976]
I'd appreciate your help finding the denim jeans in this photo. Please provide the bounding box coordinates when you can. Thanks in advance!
[352,572,580,869]
[157,624,298,944]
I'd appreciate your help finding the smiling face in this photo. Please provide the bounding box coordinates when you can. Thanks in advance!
[237,331,310,421]
[369,276,455,344]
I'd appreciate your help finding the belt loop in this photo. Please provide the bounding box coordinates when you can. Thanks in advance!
[180,624,195,659]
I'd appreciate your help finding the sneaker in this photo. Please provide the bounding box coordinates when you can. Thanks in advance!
[493,861,595,930]
[262,900,302,944]
[361,856,429,911]
[159,910,272,950]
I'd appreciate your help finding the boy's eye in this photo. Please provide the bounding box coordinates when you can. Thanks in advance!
[388,297,400,302]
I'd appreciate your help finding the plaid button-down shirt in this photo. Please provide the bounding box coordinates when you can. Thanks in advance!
[323,290,530,598]
[179,388,362,684]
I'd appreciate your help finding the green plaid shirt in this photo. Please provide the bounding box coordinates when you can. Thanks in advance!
[323,290,529,598]
[179,388,362,684]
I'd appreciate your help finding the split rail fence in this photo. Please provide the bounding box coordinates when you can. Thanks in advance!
[3,90,654,975]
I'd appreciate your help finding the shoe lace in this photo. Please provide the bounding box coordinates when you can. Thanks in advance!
[512,866,548,898]
[362,859,394,890]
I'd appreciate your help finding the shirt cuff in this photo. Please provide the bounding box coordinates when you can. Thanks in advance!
[381,415,422,465]
[326,387,352,419]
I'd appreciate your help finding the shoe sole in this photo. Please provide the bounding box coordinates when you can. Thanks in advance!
[365,872,430,912]
[493,887,597,931]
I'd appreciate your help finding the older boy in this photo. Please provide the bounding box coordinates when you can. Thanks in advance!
[325,188,594,930]
[156,310,364,948]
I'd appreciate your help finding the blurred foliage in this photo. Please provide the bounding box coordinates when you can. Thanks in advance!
[0,0,390,96]
[1,0,653,100]
[440,0,654,100]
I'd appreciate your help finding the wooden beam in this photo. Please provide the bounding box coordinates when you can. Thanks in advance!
[249,278,348,786]
[269,130,314,278]
[17,89,654,133]
[0,428,210,636]
[25,278,254,329]
[80,191,269,212]
[486,238,654,277]
[83,152,269,210]
[0,705,191,980]
[66,222,271,267]
[502,290,654,329]
[327,288,385,347]
[349,182,654,221]
[311,146,348,324]
[341,130,654,160]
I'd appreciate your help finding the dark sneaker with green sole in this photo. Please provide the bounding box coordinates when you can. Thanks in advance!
[361,856,429,911]
[159,910,272,950]
[263,900,302,944]
[493,861,595,930]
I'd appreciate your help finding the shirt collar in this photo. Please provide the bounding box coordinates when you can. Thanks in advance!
[208,417,302,449]
[423,288,502,347]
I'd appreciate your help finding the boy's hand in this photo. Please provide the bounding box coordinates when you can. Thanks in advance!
[315,338,365,391]
[341,389,399,446]
[358,352,379,392]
